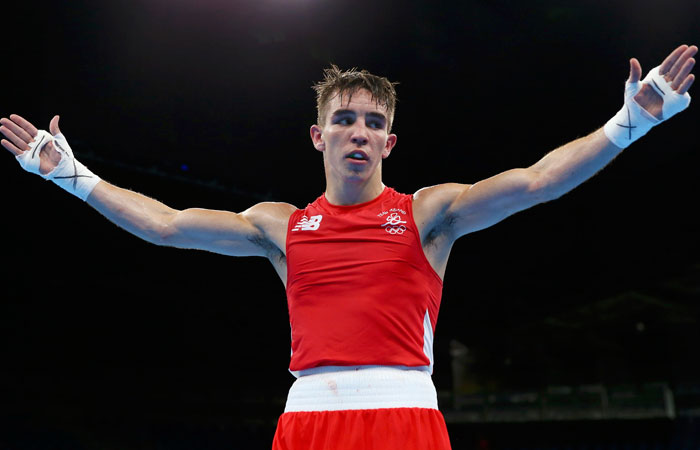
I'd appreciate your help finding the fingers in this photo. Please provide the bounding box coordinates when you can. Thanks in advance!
[677,74,695,95]
[659,45,690,74]
[0,116,33,156]
[1,138,25,156]
[671,57,696,91]
[629,58,642,83]
[653,45,697,95]
[0,117,33,148]
[9,114,39,138]
[666,45,698,80]
[0,127,31,154]
[49,115,61,136]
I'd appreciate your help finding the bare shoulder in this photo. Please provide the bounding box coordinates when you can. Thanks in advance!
[412,183,471,241]
[241,201,297,281]
[242,201,297,237]
[243,201,297,223]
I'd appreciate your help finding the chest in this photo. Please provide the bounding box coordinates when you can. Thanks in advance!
[289,204,415,248]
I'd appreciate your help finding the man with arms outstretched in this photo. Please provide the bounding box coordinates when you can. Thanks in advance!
[1,45,696,449]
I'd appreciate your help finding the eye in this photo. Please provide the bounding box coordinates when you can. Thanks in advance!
[334,117,354,125]
[368,121,383,129]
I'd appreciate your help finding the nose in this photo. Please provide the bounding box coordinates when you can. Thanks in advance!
[351,135,368,146]
[350,124,369,146]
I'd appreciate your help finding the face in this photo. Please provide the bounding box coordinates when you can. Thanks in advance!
[310,89,397,184]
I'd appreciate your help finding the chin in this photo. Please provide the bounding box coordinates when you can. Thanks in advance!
[343,173,369,183]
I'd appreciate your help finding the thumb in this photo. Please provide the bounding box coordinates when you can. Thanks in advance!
[49,115,61,136]
[628,58,642,83]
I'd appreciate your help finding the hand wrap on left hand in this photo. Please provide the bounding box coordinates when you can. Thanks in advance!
[604,65,691,149]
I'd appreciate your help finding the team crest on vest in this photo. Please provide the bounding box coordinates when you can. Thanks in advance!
[292,214,323,231]
[379,211,407,235]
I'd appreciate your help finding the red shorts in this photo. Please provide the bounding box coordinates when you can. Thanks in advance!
[271,366,452,450]
[272,407,451,450]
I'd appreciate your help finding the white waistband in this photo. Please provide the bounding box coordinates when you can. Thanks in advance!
[284,366,438,412]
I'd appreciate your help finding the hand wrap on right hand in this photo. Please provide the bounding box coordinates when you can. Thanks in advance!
[16,130,101,201]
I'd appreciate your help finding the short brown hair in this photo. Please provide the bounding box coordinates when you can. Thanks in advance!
[312,64,398,132]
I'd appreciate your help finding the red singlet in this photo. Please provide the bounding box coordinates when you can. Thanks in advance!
[285,187,444,374]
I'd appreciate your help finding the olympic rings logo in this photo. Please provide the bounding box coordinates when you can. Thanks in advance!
[385,225,407,234]
[381,212,407,234]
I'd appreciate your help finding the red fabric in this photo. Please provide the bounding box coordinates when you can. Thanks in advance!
[272,408,452,450]
[285,187,443,372]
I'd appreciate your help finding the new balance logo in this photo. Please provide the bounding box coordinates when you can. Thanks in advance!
[292,215,323,231]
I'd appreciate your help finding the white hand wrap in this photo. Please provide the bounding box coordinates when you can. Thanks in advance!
[604,65,691,149]
[16,129,53,175]
[16,130,101,201]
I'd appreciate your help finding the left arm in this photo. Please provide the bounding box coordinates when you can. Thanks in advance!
[416,45,696,242]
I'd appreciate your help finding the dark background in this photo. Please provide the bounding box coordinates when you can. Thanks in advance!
[1,0,699,448]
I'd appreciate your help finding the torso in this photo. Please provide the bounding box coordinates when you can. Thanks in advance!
[282,187,445,372]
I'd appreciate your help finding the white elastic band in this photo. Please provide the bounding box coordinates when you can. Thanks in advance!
[16,130,101,201]
[284,366,439,412]
[604,65,691,149]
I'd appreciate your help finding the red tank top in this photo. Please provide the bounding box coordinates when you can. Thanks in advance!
[285,187,444,374]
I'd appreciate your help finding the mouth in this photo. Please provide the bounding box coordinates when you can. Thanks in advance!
[345,150,369,163]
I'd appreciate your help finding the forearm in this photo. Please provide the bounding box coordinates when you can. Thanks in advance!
[86,180,178,245]
[530,128,623,201]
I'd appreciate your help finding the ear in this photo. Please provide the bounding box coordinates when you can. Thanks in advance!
[310,125,325,152]
[381,133,397,159]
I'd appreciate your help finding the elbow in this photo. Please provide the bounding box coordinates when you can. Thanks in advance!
[154,223,176,247]
[152,212,181,247]
[527,169,562,204]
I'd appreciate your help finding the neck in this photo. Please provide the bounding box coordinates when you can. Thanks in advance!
[324,176,385,206]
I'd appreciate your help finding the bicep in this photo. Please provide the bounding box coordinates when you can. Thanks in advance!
[448,168,545,235]
[418,168,544,240]
[164,203,291,257]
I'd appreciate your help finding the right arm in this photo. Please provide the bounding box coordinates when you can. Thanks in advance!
[87,181,295,258]
[1,114,295,260]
